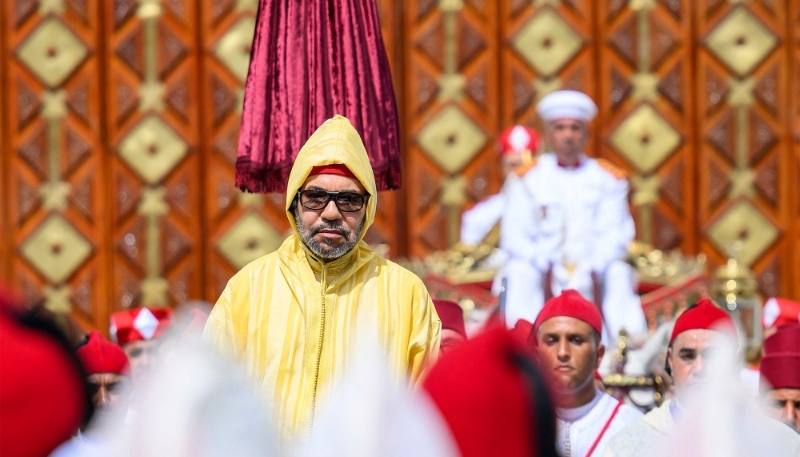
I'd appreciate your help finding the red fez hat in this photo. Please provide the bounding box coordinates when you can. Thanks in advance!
[763,323,800,355]
[762,297,800,329]
[669,299,736,346]
[498,126,540,157]
[433,299,467,340]
[309,163,357,179]
[76,330,130,376]
[0,308,86,456]
[533,289,603,336]
[110,307,173,346]
[510,319,534,345]
[760,354,800,390]
[423,327,553,457]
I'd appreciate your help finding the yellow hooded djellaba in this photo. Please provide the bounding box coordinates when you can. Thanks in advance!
[204,115,441,440]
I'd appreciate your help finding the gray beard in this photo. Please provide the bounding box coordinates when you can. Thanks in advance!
[295,211,364,261]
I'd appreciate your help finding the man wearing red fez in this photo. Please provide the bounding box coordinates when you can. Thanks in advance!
[205,116,440,441]
[606,299,739,454]
[433,300,467,355]
[110,307,172,383]
[423,327,558,457]
[760,323,800,433]
[77,330,132,419]
[460,125,540,246]
[533,290,642,457]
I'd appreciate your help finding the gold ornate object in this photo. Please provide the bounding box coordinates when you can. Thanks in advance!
[417,105,487,174]
[512,9,583,77]
[21,215,92,284]
[118,116,189,185]
[423,242,499,285]
[15,18,89,88]
[628,241,707,286]
[707,200,778,266]
[214,17,257,82]
[44,285,72,314]
[217,213,283,269]
[140,277,169,306]
[631,175,661,207]
[610,105,681,174]
[630,73,659,102]
[714,258,758,303]
[704,7,778,77]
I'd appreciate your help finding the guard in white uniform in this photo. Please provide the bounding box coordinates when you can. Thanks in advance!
[497,90,646,340]
[460,125,540,245]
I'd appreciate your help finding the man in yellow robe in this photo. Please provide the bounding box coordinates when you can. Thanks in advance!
[204,115,441,440]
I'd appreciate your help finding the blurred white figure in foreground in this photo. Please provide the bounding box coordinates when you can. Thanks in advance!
[95,307,279,457]
[605,300,800,457]
[294,337,458,457]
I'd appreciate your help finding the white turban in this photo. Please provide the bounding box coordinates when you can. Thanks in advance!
[536,90,597,123]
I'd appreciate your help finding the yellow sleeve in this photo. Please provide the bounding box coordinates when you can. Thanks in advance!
[407,282,441,385]
[203,282,240,360]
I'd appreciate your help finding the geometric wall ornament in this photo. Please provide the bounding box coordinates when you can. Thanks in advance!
[707,200,779,266]
[20,215,93,284]
[118,115,188,185]
[609,104,682,174]
[15,18,89,88]
[213,16,256,82]
[512,9,583,77]
[417,105,487,174]
[704,7,778,77]
[216,213,283,269]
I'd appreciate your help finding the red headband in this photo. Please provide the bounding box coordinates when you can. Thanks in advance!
[309,164,357,179]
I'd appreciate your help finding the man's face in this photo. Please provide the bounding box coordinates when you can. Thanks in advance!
[667,329,721,402]
[764,388,800,433]
[440,329,466,355]
[86,373,131,414]
[536,316,603,395]
[295,174,367,260]
[545,119,588,163]
[500,153,523,180]
[123,339,159,381]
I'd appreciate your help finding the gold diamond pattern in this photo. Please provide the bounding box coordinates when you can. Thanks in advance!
[610,105,681,174]
[704,7,778,77]
[708,200,778,266]
[118,115,188,185]
[217,213,283,269]
[16,17,88,88]
[417,105,487,174]
[21,215,92,284]
[214,17,256,81]
[512,9,583,77]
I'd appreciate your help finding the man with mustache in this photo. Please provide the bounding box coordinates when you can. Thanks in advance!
[204,115,441,441]
[760,323,800,433]
[533,290,643,457]
[497,90,646,342]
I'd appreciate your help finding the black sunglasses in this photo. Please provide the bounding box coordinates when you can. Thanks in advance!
[296,189,369,212]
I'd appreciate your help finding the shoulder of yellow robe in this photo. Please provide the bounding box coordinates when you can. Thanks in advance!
[513,156,539,177]
[597,158,628,180]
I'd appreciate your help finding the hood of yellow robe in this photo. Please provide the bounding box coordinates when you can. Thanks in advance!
[285,115,376,243]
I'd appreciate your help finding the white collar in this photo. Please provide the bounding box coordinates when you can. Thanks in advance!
[556,388,604,423]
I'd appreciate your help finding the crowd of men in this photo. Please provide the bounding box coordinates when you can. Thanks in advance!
[2,92,800,456]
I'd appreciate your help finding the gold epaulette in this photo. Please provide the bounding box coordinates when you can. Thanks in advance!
[514,157,538,177]
[597,158,628,180]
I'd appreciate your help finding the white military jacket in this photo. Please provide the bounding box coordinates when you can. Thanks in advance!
[499,152,635,275]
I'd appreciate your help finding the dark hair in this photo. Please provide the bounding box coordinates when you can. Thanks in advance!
[509,349,559,457]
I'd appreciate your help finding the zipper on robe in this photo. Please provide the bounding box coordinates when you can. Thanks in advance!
[310,265,327,426]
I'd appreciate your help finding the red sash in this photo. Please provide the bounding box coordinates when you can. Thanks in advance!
[585,400,623,457]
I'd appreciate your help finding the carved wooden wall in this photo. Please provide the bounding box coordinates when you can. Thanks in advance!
[2,0,799,334]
